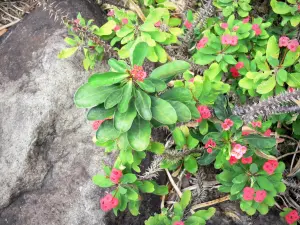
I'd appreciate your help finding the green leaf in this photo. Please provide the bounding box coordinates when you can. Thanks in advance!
[160,87,193,102]
[138,181,155,193]
[94,20,116,36]
[184,156,198,174]
[180,190,191,209]
[127,116,151,151]
[137,79,155,93]
[148,142,165,155]
[257,176,275,191]
[131,42,149,66]
[87,104,115,120]
[174,203,183,218]
[118,80,133,113]
[276,69,288,86]
[287,73,300,87]
[104,89,123,109]
[266,36,280,60]
[193,207,216,220]
[185,216,206,225]
[58,47,78,59]
[283,51,300,67]
[173,127,186,148]
[230,183,246,195]
[135,90,152,120]
[257,203,269,215]
[199,120,208,135]
[243,134,276,149]
[223,55,237,65]
[187,135,199,150]
[150,60,190,80]
[271,0,292,14]
[151,97,177,124]
[168,101,192,122]
[256,76,276,94]
[96,120,121,142]
[127,188,139,201]
[232,174,248,184]
[293,119,300,135]
[128,201,140,216]
[108,59,129,72]
[88,72,129,87]
[250,163,258,174]
[152,183,169,195]
[114,102,137,132]
[121,173,137,184]
[148,78,167,92]
[92,174,114,187]
[74,83,119,108]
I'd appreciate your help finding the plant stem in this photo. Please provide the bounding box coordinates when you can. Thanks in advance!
[191,195,230,211]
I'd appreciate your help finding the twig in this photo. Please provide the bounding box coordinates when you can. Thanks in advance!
[191,195,230,211]
[0,19,20,31]
[290,143,300,174]
[277,150,300,160]
[165,169,182,197]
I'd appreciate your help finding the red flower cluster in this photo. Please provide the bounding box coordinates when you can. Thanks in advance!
[221,119,234,131]
[100,194,119,212]
[251,121,262,128]
[205,139,216,154]
[252,24,261,36]
[184,20,192,29]
[231,143,247,159]
[279,36,299,52]
[230,61,244,78]
[92,120,105,130]
[229,156,238,165]
[263,160,278,175]
[173,221,184,225]
[263,129,272,137]
[110,168,123,184]
[285,210,300,225]
[241,157,252,164]
[243,187,267,202]
[196,106,211,123]
[221,35,238,46]
[130,65,147,81]
[196,37,209,50]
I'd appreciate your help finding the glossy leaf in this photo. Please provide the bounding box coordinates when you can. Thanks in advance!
[88,72,129,87]
[150,60,190,80]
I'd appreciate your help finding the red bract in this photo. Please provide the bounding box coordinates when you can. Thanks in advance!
[222,119,234,131]
[231,144,247,159]
[230,36,238,46]
[100,194,119,212]
[154,21,161,27]
[220,23,228,29]
[243,16,250,23]
[205,139,216,148]
[235,62,244,70]
[285,210,300,225]
[263,160,278,175]
[110,168,123,184]
[92,120,105,130]
[254,190,267,203]
[207,148,213,154]
[229,156,238,165]
[287,39,299,52]
[233,26,239,31]
[113,25,121,32]
[122,18,128,25]
[241,157,252,164]
[279,36,290,47]
[196,37,209,49]
[184,20,192,29]
[252,24,261,36]
[288,87,295,93]
[230,66,239,78]
[251,121,262,128]
[107,10,115,17]
[197,106,211,119]
[243,187,255,201]
[74,19,80,25]
[242,131,250,136]
[173,222,184,225]
[263,129,272,137]
[130,65,147,81]
[221,34,231,45]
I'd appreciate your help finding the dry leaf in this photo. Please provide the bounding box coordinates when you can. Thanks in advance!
[255,150,277,160]
[0,29,7,36]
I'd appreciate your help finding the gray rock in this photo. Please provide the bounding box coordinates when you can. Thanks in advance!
[0,1,109,224]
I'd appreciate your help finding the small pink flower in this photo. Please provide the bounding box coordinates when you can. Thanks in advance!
[230,67,239,78]
[122,18,128,25]
[196,117,203,123]
[288,87,295,93]
[233,26,239,32]
[184,20,192,29]
[263,160,278,175]
[229,156,238,165]
[107,10,115,17]
[241,157,252,164]
[221,34,231,45]
[197,105,211,119]
[173,222,184,225]
[254,190,267,203]
[231,144,247,159]
[251,121,262,128]
[243,187,255,201]
[287,39,299,52]
[131,65,147,81]
[264,129,272,137]
[285,210,300,225]
[207,148,213,154]
[92,120,104,130]
[235,62,244,70]
[224,118,234,127]
[220,23,228,29]
[100,194,119,212]
[189,78,195,82]
[252,24,259,30]
[110,168,123,184]
[205,139,216,148]
[254,28,261,36]
[74,19,80,25]
[242,16,250,24]
[242,131,250,136]
[196,37,209,49]
[279,36,290,47]
[230,36,238,46]
[113,25,121,32]
[154,21,161,27]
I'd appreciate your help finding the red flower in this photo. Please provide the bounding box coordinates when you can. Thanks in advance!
[242,131,250,136]
[92,120,105,130]
[263,160,278,175]
[287,39,299,52]
[173,222,184,225]
[230,36,238,46]
[254,28,261,36]
[231,144,247,159]
[235,62,244,70]
[196,117,203,123]
[288,87,295,93]
[242,16,250,23]
[205,139,216,148]
[222,119,234,131]
[285,210,300,225]
[233,26,239,31]
[122,18,128,25]
[230,67,239,78]
[107,10,115,17]
[243,187,255,201]
[252,24,261,36]
[154,21,161,27]
[221,34,231,45]
[254,190,267,203]
[184,20,192,29]
[196,37,209,49]
[229,156,238,165]
[263,129,272,137]
[241,157,252,164]
[279,36,290,47]
[100,194,119,212]
[220,23,228,29]
[130,65,147,81]
[251,121,262,128]
[110,168,123,184]
[207,148,213,154]
[113,25,121,32]
[197,106,211,119]
[73,19,80,25]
